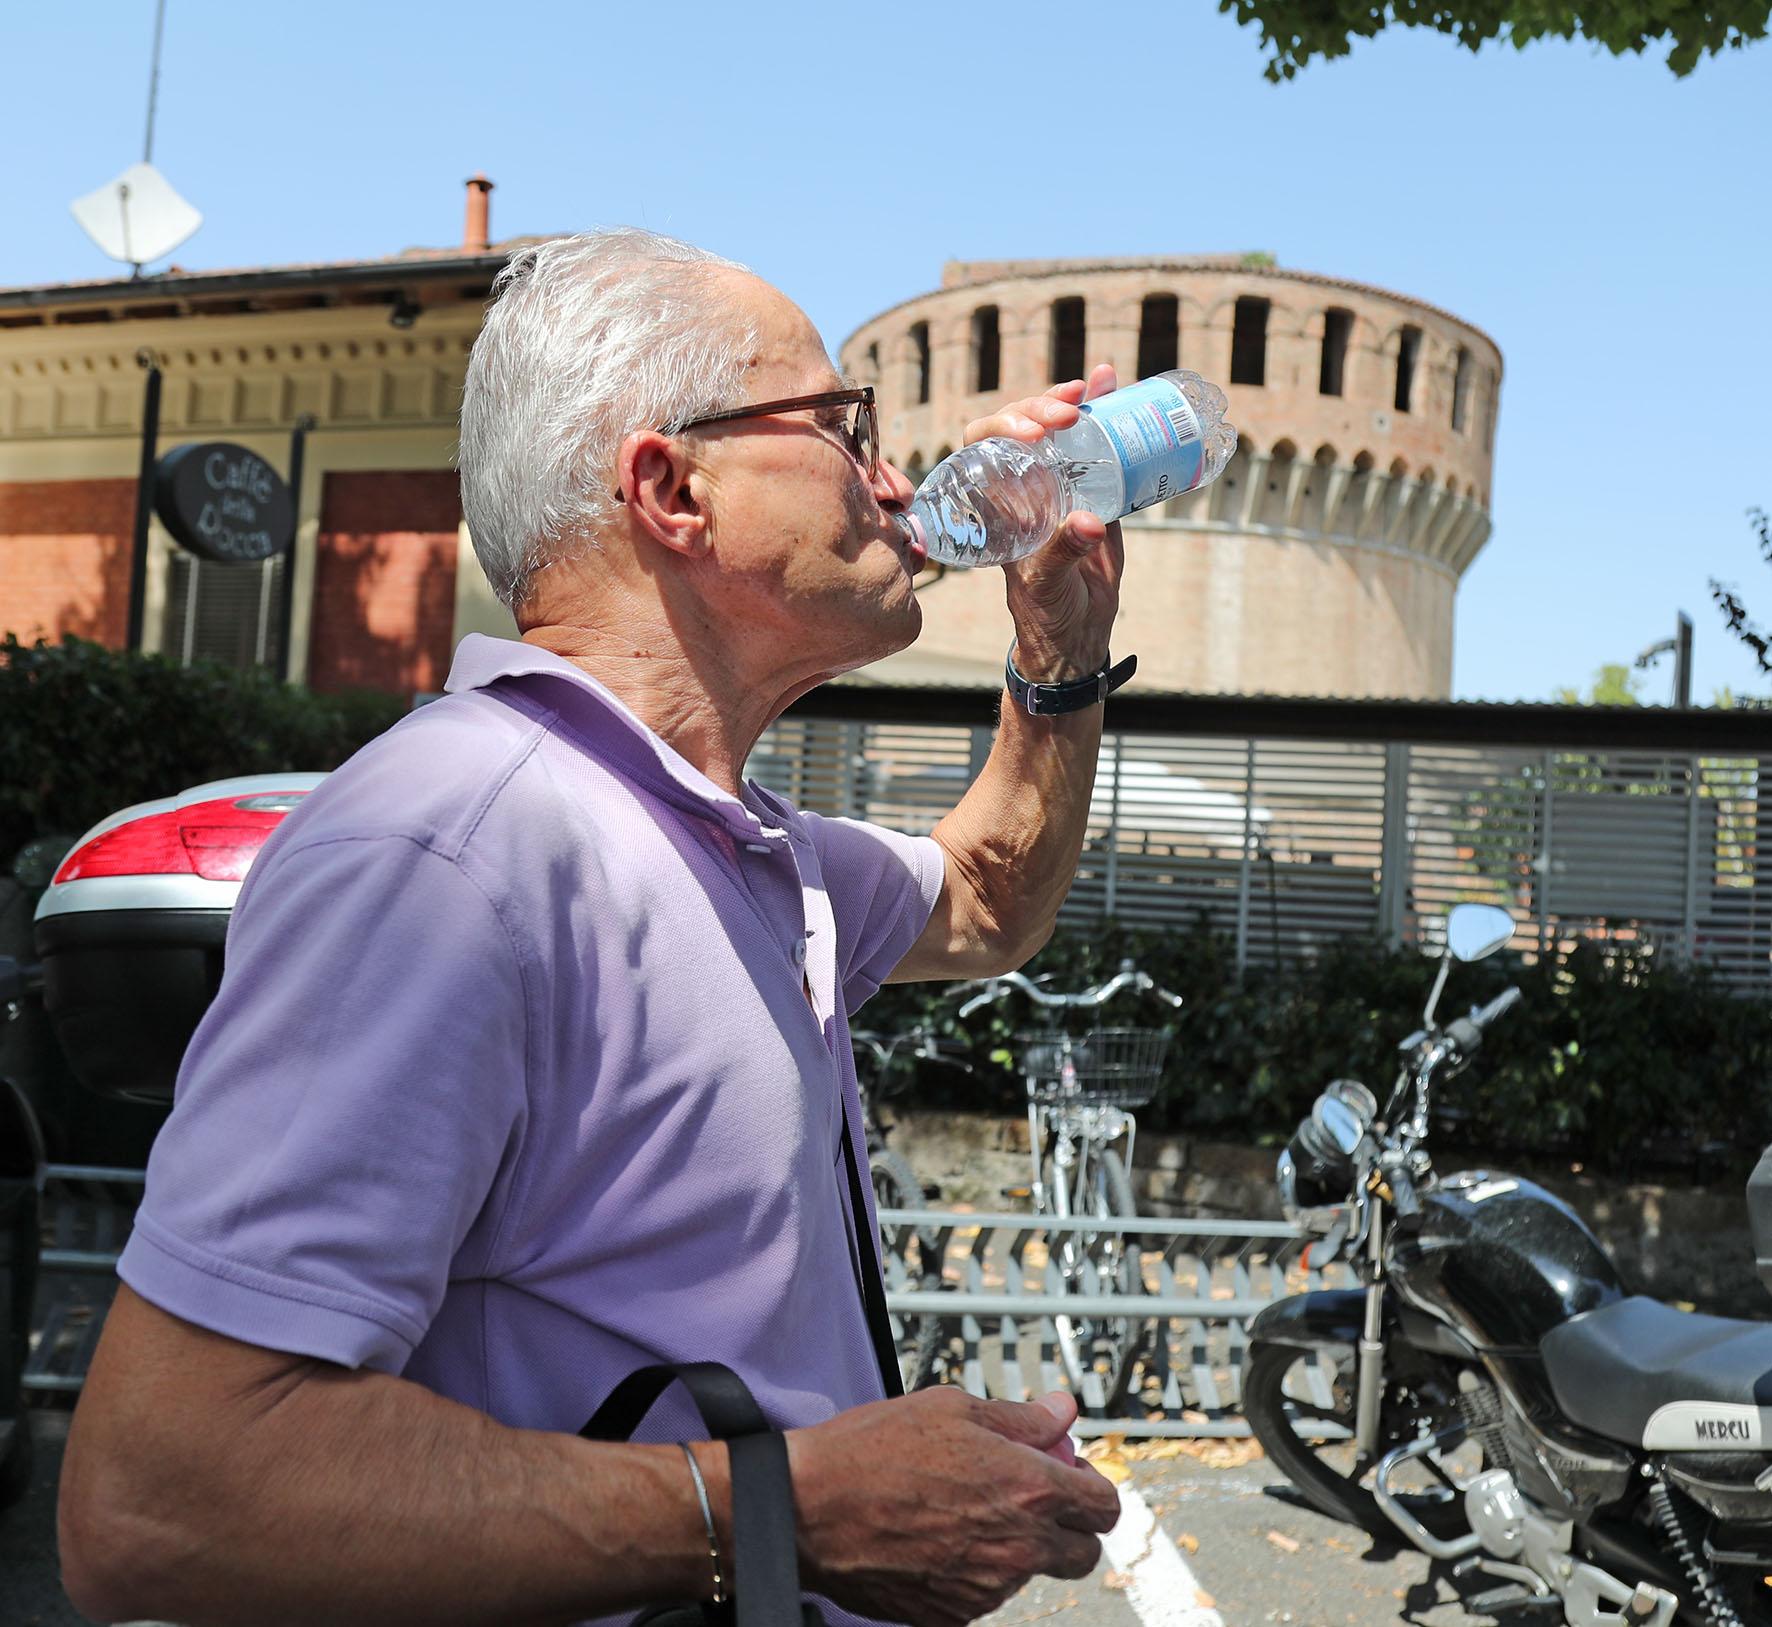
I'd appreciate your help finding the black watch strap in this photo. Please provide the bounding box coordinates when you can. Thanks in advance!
[1005,644,1137,716]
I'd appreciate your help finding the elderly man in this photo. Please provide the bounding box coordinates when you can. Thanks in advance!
[60,229,1134,1627]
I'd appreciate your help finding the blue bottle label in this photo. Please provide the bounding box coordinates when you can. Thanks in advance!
[1080,377,1204,513]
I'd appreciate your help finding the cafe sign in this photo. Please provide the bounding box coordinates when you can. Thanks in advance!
[154,442,295,564]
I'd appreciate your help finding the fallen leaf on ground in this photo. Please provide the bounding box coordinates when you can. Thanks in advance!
[1195,1589,1216,1609]
[1102,1570,1132,1592]
[1266,1530,1301,1553]
[1091,1455,1131,1484]
[1177,1531,1201,1553]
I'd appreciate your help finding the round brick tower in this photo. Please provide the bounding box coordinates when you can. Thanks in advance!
[839,257,1501,697]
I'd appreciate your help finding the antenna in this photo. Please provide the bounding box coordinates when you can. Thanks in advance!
[143,0,166,165]
[69,0,202,276]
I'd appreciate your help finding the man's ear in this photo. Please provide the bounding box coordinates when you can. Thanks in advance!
[616,430,708,558]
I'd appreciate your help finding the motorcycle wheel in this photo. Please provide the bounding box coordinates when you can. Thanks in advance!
[1044,1147,1148,1416]
[869,1146,941,1392]
[1241,1341,1474,1542]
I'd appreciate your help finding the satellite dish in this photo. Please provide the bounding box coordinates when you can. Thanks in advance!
[70,161,202,272]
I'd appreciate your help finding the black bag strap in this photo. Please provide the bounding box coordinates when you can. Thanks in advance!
[580,1361,807,1627]
[836,1094,905,1400]
[585,1360,768,1443]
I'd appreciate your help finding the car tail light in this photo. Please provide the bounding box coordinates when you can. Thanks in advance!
[53,792,311,884]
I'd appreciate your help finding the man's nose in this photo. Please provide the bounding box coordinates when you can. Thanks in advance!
[873,458,916,511]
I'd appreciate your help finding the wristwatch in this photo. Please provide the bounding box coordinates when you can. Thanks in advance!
[1004,643,1138,716]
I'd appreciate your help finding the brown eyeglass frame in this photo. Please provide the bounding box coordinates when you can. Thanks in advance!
[673,386,879,481]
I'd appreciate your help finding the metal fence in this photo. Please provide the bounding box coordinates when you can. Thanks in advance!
[754,691,1770,994]
[878,1208,1347,1437]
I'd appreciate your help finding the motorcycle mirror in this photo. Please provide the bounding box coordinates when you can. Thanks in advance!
[10,833,76,890]
[1446,903,1515,963]
[1325,1078,1378,1129]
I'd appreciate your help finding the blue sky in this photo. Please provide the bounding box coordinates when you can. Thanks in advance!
[6,0,1769,704]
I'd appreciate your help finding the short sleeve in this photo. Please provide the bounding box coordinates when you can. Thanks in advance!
[797,811,944,1012]
[117,833,530,1373]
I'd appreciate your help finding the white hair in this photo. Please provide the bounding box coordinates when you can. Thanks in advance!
[458,228,758,610]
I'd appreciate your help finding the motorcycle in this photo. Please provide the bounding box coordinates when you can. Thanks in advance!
[0,958,47,1510]
[1244,902,1772,1627]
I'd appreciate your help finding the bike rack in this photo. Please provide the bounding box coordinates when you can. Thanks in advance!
[877,1207,1350,1437]
[24,1172,1346,1441]
[24,1164,144,1395]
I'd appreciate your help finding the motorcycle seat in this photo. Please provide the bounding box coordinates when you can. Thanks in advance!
[1540,1296,1772,1445]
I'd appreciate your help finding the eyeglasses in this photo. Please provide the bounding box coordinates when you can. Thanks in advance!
[674,386,879,482]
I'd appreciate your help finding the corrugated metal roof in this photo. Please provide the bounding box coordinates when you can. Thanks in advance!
[801,680,1770,751]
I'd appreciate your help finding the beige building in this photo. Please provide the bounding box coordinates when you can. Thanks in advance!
[0,179,517,696]
[840,256,1502,698]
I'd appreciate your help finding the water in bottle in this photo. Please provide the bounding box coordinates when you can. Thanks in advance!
[898,370,1238,568]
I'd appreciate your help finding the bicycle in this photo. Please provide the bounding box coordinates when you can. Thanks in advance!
[849,1025,967,1391]
[953,960,1183,1414]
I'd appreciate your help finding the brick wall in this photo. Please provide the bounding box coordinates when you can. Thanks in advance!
[0,480,137,648]
[308,471,461,696]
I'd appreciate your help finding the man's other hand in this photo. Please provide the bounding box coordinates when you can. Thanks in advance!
[962,366,1126,685]
[787,1387,1121,1627]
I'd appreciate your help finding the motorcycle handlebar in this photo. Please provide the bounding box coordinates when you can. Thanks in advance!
[1440,985,1522,1059]
[1388,1162,1424,1230]
[1475,987,1522,1028]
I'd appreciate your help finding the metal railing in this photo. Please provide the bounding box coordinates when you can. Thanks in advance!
[878,1207,1347,1438]
[24,1169,1332,1436]
[24,1164,143,1394]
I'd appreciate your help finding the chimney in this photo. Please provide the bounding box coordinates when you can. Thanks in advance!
[463,173,494,252]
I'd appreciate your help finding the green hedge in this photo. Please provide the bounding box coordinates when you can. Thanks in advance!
[7,636,1767,1179]
[861,915,1772,1179]
[0,635,406,863]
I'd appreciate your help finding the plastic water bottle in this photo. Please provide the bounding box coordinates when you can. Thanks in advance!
[898,370,1238,568]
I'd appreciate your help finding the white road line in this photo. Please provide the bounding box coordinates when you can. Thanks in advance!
[1100,1479,1226,1627]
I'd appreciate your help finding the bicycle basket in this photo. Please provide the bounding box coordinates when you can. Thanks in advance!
[1015,1027,1172,1108]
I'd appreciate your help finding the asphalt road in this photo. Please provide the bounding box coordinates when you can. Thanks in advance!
[4,1402,1507,1627]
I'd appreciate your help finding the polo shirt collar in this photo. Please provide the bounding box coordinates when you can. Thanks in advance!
[444,634,789,842]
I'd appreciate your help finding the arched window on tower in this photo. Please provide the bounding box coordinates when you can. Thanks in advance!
[865,341,879,382]
[1319,307,1352,397]
[1394,325,1422,414]
[1483,367,1498,451]
[909,322,931,405]
[1451,346,1473,433]
[970,306,1000,394]
[1230,296,1269,386]
[1050,297,1086,383]
[1343,450,1376,539]
[1137,293,1178,378]
[1255,438,1296,528]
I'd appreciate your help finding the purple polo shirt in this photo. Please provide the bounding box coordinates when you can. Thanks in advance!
[119,634,944,1607]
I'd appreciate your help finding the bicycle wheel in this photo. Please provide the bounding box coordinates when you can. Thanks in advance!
[1042,1145,1147,1415]
[870,1147,942,1391]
